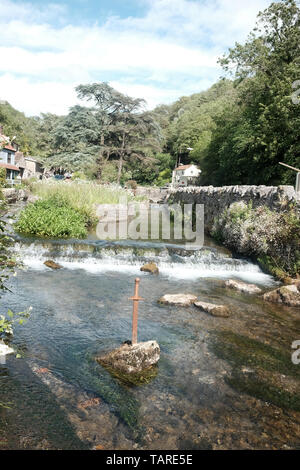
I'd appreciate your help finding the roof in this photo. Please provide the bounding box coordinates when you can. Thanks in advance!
[174,164,194,171]
[25,156,38,162]
[0,162,20,172]
[2,144,16,152]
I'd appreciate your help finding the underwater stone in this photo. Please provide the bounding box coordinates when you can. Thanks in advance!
[224,279,262,294]
[194,301,230,318]
[44,260,63,270]
[96,340,160,374]
[0,341,14,357]
[263,283,300,308]
[140,262,159,274]
[158,293,197,307]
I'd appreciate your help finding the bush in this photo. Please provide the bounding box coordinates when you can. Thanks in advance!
[0,168,6,188]
[125,180,137,190]
[212,202,300,279]
[71,171,86,180]
[15,195,88,238]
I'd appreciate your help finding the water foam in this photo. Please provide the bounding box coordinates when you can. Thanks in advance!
[13,241,275,286]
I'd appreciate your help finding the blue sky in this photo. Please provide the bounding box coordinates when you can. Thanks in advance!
[0,0,273,116]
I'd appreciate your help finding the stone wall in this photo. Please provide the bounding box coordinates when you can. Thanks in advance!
[165,185,299,230]
[2,188,30,203]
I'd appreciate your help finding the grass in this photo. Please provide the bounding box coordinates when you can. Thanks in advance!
[31,181,144,223]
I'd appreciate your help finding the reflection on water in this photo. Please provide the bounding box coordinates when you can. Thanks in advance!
[0,238,299,450]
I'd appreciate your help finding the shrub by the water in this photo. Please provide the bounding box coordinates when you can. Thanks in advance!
[15,195,88,238]
[212,202,300,279]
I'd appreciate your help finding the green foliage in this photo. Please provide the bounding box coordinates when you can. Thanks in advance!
[208,0,300,185]
[0,168,6,188]
[0,101,37,155]
[125,180,137,190]
[71,171,87,180]
[213,202,300,278]
[100,161,119,183]
[156,169,172,186]
[0,308,31,337]
[15,195,88,239]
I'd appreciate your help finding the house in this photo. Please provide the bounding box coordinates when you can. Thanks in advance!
[0,126,20,184]
[15,153,44,179]
[171,164,201,187]
[1,125,44,183]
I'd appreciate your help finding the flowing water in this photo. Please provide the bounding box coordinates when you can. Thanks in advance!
[0,235,300,450]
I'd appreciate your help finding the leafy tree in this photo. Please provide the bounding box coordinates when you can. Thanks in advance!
[213,0,300,185]
[48,105,101,173]
[76,83,162,183]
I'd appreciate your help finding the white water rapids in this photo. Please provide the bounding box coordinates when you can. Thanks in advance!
[12,240,275,286]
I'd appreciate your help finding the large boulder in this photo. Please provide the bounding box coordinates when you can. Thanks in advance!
[194,301,230,318]
[96,340,160,374]
[2,188,18,203]
[158,293,197,307]
[224,279,262,294]
[263,283,300,308]
[140,262,159,274]
[44,260,63,270]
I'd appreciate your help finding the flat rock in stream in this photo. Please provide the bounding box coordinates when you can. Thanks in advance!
[224,279,262,294]
[194,301,230,318]
[44,260,63,270]
[96,341,160,374]
[158,293,197,307]
[263,283,300,308]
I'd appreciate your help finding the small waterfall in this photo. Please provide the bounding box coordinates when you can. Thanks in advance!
[11,238,275,285]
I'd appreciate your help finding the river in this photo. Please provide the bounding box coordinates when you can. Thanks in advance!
[0,234,299,450]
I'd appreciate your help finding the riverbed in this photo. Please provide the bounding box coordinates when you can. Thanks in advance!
[0,236,299,450]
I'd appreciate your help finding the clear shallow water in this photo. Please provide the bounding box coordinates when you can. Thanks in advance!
[1,238,299,450]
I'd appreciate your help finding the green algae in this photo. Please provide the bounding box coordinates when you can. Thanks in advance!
[211,330,300,412]
[212,331,300,379]
[226,371,300,412]
[99,363,158,387]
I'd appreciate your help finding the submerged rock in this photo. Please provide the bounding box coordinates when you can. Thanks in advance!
[140,262,159,274]
[263,283,300,308]
[96,340,160,375]
[224,279,262,294]
[194,301,230,318]
[0,341,14,357]
[158,293,197,307]
[44,260,63,270]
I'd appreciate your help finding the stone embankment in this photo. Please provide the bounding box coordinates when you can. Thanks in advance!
[165,185,299,230]
[2,188,36,204]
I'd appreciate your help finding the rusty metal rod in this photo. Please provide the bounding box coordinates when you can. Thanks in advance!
[129,278,144,345]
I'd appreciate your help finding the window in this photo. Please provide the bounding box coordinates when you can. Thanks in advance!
[7,153,12,164]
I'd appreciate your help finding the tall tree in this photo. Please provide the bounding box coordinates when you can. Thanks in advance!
[213,0,300,185]
[76,83,161,183]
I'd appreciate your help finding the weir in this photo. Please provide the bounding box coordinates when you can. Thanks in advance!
[12,237,275,285]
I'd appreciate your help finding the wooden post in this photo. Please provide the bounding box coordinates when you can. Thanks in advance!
[129,278,144,345]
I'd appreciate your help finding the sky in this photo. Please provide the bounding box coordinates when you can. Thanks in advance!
[0,0,273,116]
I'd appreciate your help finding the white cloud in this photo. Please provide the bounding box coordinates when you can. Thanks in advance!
[0,74,79,115]
[0,0,273,115]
